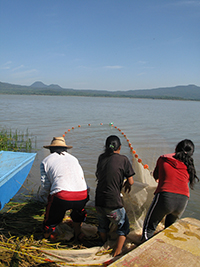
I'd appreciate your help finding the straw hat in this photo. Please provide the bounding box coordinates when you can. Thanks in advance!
[43,137,73,149]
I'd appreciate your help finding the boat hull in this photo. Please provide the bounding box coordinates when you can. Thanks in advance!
[0,151,36,210]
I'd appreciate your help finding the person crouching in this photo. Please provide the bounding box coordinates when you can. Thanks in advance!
[38,137,89,241]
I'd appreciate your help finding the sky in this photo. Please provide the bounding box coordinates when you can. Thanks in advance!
[0,0,200,91]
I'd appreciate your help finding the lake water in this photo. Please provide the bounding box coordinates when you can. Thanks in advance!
[0,94,200,219]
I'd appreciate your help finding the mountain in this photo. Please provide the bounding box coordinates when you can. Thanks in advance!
[0,81,200,101]
[31,81,62,90]
[31,81,48,88]
[116,84,200,99]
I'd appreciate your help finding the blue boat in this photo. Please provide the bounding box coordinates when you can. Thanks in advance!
[0,150,36,210]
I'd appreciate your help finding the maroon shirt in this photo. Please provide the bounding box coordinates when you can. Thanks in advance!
[153,153,190,197]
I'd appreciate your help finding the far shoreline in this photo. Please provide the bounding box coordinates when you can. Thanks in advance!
[0,92,199,102]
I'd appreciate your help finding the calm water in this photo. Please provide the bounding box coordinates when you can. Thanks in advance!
[0,95,200,219]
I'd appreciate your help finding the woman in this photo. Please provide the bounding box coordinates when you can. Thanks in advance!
[142,139,199,241]
[39,137,89,241]
[95,135,135,257]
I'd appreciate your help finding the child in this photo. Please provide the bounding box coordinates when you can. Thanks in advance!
[95,135,135,257]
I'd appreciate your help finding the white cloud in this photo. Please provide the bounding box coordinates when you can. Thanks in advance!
[137,72,145,76]
[1,61,12,70]
[177,1,200,6]
[12,69,38,78]
[137,61,147,65]
[12,65,25,71]
[77,65,88,69]
[52,53,66,57]
[104,65,124,69]
[165,0,200,8]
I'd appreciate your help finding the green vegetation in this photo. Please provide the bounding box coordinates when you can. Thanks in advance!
[0,200,99,266]
[0,128,36,152]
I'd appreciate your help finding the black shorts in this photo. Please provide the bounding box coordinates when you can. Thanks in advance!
[43,194,88,234]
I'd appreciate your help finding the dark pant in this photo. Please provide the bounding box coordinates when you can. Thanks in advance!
[43,195,88,234]
[142,192,188,241]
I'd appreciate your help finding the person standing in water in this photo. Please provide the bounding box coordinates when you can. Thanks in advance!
[142,139,199,241]
[95,135,135,257]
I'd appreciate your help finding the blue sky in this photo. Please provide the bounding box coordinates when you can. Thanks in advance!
[0,0,199,91]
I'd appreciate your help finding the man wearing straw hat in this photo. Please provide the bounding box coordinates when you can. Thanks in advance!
[39,137,89,241]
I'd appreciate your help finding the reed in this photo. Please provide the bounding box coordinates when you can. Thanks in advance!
[0,128,36,152]
[0,199,99,266]
[0,130,102,266]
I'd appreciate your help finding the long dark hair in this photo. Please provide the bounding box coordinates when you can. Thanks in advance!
[174,139,199,189]
[50,146,68,154]
[104,135,121,156]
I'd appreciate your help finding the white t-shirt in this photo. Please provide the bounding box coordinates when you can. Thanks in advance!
[39,151,87,203]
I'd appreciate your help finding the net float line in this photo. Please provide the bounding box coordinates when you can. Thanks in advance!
[62,122,149,170]
[113,124,149,170]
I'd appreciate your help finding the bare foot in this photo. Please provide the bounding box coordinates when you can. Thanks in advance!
[44,233,50,239]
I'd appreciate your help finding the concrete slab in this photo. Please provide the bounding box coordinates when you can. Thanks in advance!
[109,217,200,266]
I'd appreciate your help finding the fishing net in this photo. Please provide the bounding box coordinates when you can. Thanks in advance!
[38,124,160,266]
[38,154,159,266]
[0,123,162,266]
[123,156,157,232]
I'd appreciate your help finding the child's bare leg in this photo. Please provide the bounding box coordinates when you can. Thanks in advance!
[44,232,50,238]
[73,222,81,239]
[100,232,107,243]
[113,235,126,257]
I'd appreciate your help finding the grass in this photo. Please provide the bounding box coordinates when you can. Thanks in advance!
[0,200,100,267]
[0,128,36,152]
[0,128,103,266]
[0,128,42,266]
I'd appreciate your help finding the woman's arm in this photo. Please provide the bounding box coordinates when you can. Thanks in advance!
[124,176,134,193]
[153,158,160,182]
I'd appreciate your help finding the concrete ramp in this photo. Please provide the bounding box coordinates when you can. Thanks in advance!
[109,217,200,266]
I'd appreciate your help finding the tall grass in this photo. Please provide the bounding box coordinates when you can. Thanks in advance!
[0,128,36,152]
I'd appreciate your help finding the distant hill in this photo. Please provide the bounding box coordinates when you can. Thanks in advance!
[31,81,47,88]
[31,81,62,90]
[0,81,200,101]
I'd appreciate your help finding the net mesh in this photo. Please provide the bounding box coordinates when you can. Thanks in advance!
[40,123,160,265]
[60,123,158,232]
[123,156,157,231]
